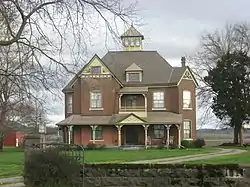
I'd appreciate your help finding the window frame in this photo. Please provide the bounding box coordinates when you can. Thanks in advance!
[183,120,192,139]
[153,125,165,139]
[91,66,101,74]
[66,94,73,113]
[135,39,140,47]
[126,72,141,82]
[90,91,103,110]
[130,38,135,47]
[152,91,165,109]
[183,90,192,109]
[91,126,103,140]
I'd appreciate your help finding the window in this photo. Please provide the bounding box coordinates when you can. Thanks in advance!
[135,39,140,47]
[130,38,135,46]
[153,91,164,108]
[183,90,192,109]
[126,96,137,107]
[91,66,101,74]
[90,91,102,108]
[66,94,73,113]
[153,125,165,139]
[183,121,191,139]
[124,40,129,47]
[127,72,140,82]
[91,126,103,140]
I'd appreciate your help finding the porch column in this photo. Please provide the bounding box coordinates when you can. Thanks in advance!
[164,124,171,148]
[119,94,123,111]
[143,124,149,148]
[115,125,123,147]
[68,125,72,144]
[90,125,97,144]
[177,125,181,148]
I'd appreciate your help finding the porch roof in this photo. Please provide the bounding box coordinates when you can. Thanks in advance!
[145,112,182,124]
[56,112,182,126]
[119,87,148,94]
[56,115,114,126]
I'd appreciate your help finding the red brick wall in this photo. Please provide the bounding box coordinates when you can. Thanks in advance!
[3,132,16,146]
[74,126,118,146]
[73,125,179,146]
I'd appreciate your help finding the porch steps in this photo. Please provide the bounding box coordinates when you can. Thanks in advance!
[120,145,145,150]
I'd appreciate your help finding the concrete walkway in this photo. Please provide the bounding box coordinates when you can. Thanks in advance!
[129,148,246,164]
[0,148,247,186]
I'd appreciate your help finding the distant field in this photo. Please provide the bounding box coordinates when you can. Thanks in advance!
[197,131,250,147]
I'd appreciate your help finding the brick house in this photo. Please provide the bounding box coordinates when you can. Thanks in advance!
[57,25,198,148]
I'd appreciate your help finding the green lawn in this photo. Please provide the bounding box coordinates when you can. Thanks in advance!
[185,147,250,164]
[0,147,24,178]
[0,147,217,178]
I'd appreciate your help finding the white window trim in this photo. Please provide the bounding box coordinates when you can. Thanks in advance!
[183,120,192,139]
[152,91,166,110]
[90,126,104,141]
[183,90,192,110]
[89,91,103,110]
[126,72,142,82]
[66,94,73,113]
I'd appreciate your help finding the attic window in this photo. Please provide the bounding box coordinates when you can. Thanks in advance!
[126,72,141,82]
[91,66,101,74]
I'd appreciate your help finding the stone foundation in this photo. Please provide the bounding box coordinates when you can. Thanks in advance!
[83,164,250,187]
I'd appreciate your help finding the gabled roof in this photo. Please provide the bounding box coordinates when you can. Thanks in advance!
[116,113,147,124]
[121,25,144,39]
[169,67,186,84]
[125,63,143,71]
[62,54,123,92]
[62,51,198,92]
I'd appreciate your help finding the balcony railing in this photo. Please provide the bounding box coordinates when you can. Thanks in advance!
[120,106,145,112]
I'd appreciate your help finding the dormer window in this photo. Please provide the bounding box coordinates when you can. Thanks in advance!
[125,63,143,83]
[91,66,101,74]
[127,72,141,82]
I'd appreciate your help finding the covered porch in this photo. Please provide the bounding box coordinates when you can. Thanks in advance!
[116,124,181,148]
[56,112,182,148]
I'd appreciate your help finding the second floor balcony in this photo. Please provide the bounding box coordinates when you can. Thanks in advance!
[119,92,147,115]
[120,105,146,112]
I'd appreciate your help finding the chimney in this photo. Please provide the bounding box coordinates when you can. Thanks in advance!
[181,57,186,67]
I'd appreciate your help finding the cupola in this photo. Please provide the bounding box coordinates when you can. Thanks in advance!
[120,25,144,51]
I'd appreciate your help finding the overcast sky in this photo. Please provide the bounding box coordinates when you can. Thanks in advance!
[47,0,250,129]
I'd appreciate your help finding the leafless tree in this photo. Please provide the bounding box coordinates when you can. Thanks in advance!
[0,0,138,151]
[0,44,52,151]
[190,22,250,129]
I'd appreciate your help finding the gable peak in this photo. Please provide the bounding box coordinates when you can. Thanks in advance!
[125,63,143,71]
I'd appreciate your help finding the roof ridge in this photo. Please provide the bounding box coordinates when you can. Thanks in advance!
[106,50,158,53]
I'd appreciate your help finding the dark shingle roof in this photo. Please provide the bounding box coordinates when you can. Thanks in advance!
[101,51,185,85]
[62,51,195,91]
[121,25,144,39]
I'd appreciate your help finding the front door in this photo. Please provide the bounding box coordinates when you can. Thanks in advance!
[125,126,138,145]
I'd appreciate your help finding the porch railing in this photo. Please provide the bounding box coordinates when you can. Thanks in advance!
[120,106,145,111]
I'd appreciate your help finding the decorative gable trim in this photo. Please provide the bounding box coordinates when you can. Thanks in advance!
[62,54,123,92]
[117,113,146,124]
[177,67,198,87]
